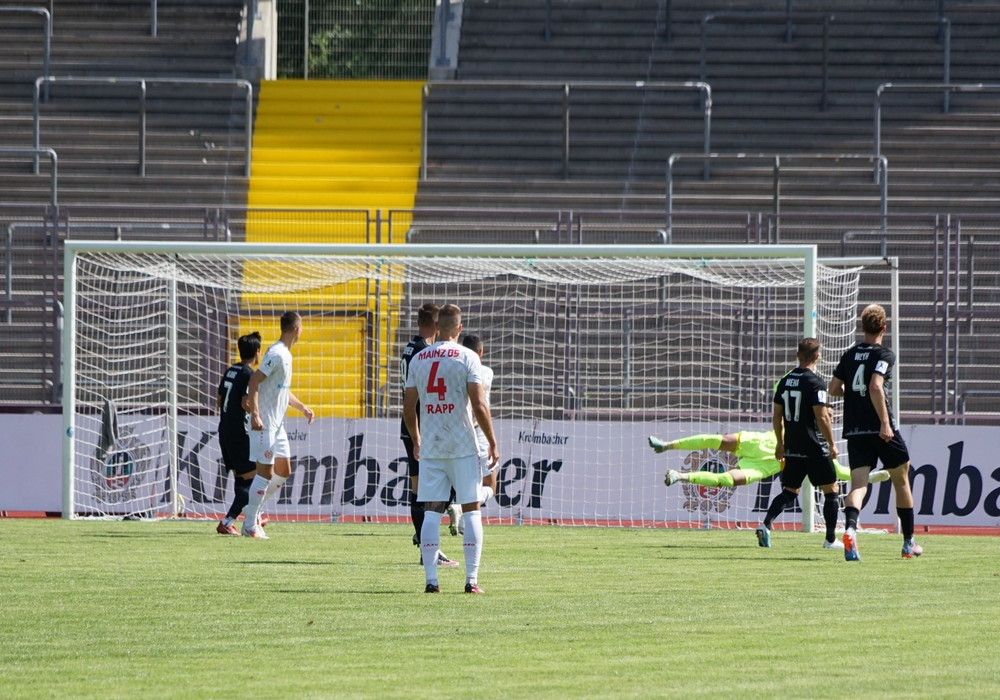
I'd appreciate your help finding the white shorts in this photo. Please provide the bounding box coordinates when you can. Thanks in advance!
[249,425,290,465]
[417,454,481,505]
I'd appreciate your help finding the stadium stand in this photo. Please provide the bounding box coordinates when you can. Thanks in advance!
[1,0,999,422]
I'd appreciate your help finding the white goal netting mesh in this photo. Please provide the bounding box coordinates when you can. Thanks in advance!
[65,245,861,529]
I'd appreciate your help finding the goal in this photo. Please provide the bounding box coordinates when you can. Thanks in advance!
[62,241,869,531]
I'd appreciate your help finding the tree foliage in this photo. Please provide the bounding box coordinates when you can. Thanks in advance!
[277,0,435,79]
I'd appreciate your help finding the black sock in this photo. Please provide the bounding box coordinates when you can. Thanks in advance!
[823,493,840,542]
[410,491,424,542]
[763,490,796,529]
[844,506,860,532]
[898,507,915,541]
[226,476,251,520]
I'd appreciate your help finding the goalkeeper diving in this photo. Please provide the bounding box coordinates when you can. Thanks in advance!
[648,430,890,489]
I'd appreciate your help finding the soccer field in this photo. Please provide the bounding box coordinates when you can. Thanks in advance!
[1,520,997,698]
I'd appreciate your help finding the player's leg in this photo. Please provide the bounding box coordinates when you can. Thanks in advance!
[835,458,889,484]
[403,437,423,546]
[809,458,843,548]
[674,470,736,487]
[475,431,495,506]
[242,429,275,538]
[756,458,806,547]
[883,433,922,557]
[649,433,726,453]
[820,487,843,548]
[222,469,254,534]
[418,460,450,591]
[756,489,798,547]
[218,434,249,533]
[254,428,292,533]
[453,455,485,593]
[480,467,497,505]
[842,438,875,561]
[229,473,253,518]
[262,427,292,502]
[447,488,462,537]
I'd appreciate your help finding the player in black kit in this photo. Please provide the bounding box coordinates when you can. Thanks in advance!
[215,331,262,535]
[754,338,842,549]
[829,304,923,560]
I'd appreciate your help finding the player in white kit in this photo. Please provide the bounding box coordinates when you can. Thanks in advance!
[242,311,315,539]
[460,333,497,526]
[404,305,499,593]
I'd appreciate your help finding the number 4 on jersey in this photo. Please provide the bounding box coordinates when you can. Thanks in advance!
[852,365,867,397]
[426,361,447,401]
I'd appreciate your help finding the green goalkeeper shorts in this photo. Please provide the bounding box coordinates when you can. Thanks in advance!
[733,430,781,478]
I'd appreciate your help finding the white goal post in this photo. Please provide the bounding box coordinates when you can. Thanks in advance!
[61,241,894,532]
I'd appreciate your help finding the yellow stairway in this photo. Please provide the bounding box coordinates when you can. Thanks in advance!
[247,79,423,240]
[240,80,423,417]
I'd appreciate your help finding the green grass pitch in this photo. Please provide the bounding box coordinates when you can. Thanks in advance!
[1,519,998,698]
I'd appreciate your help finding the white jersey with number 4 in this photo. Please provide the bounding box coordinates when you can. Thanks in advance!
[257,340,292,430]
[405,340,484,459]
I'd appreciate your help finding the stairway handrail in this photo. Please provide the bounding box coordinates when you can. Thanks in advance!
[0,8,51,99]
[0,147,58,208]
[421,80,711,181]
[666,152,888,241]
[700,11,833,111]
[33,77,253,178]
[873,82,1000,177]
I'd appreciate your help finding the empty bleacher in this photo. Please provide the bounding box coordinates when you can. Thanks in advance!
[413,0,1000,422]
[1,0,998,424]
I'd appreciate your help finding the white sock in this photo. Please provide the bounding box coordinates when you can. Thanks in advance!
[480,485,494,504]
[243,474,269,526]
[262,473,288,506]
[221,516,233,527]
[421,510,443,584]
[462,510,483,584]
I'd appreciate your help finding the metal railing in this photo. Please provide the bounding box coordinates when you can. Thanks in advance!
[421,80,711,180]
[0,7,51,99]
[666,153,888,240]
[33,77,254,178]
[0,147,58,208]
[700,12,833,111]
[874,82,1000,173]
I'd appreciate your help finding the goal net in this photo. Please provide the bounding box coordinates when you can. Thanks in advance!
[62,242,863,531]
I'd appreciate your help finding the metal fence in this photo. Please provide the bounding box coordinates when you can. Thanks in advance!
[276,0,435,79]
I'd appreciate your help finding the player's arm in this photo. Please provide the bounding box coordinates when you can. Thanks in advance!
[402,386,421,460]
[814,403,839,460]
[828,375,845,398]
[771,402,785,465]
[216,375,227,412]
[869,373,893,441]
[469,382,499,468]
[246,369,266,430]
[288,391,315,425]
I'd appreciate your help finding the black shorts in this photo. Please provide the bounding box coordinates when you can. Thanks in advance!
[401,435,419,478]
[846,432,910,471]
[219,429,255,476]
[780,454,838,490]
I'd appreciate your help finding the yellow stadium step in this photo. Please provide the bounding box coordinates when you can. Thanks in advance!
[249,176,419,194]
[247,191,416,209]
[244,80,421,416]
[251,162,419,179]
[253,132,420,148]
[254,147,419,164]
